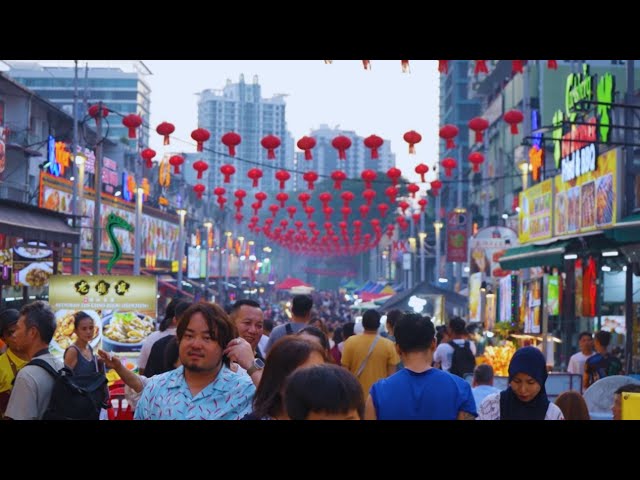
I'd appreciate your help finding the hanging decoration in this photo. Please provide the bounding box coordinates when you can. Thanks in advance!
[468,117,489,143]
[298,192,311,209]
[438,60,449,74]
[276,192,289,208]
[88,104,109,120]
[247,168,263,187]
[169,155,184,174]
[331,170,347,190]
[430,179,442,196]
[364,135,383,159]
[193,184,206,200]
[504,109,524,134]
[442,157,457,177]
[255,191,267,206]
[360,170,377,189]
[469,152,485,173]
[331,135,352,160]
[512,60,524,74]
[401,60,410,73]
[141,148,156,169]
[303,171,319,190]
[275,170,291,190]
[407,184,420,198]
[234,189,247,207]
[418,198,428,212]
[261,134,281,159]
[362,60,371,70]
[122,114,142,139]
[362,189,376,206]
[221,132,241,157]
[193,159,208,179]
[385,186,398,204]
[156,122,175,145]
[439,124,459,150]
[191,128,211,152]
[297,136,316,160]
[403,130,422,154]
[474,60,488,74]
[414,163,429,182]
[386,167,402,186]
[547,60,558,70]
[220,164,236,183]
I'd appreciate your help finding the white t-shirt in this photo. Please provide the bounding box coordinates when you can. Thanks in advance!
[477,392,565,420]
[567,351,595,375]
[433,340,477,372]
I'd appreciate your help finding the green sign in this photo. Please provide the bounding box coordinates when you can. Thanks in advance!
[546,274,559,316]
[105,213,134,274]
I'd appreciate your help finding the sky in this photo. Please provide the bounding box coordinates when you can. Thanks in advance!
[142,60,440,183]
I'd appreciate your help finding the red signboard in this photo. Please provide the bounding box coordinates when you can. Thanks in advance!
[446,210,469,263]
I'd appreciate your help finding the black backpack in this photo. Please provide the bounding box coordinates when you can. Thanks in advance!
[29,359,109,420]
[448,341,476,378]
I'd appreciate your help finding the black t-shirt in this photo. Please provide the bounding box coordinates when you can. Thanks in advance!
[144,335,176,377]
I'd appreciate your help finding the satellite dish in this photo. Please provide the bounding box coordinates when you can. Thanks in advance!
[583,375,640,419]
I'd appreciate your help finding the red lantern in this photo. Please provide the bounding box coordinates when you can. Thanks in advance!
[547,60,558,70]
[364,135,383,159]
[141,148,156,169]
[156,122,175,145]
[261,135,281,159]
[193,184,205,200]
[331,170,347,190]
[386,168,402,186]
[361,170,377,189]
[192,160,208,179]
[340,191,354,208]
[324,207,334,221]
[414,163,429,183]
[403,130,422,154]
[234,189,247,205]
[331,136,352,160]
[251,203,261,216]
[401,60,410,73]
[308,221,317,230]
[469,152,485,173]
[234,199,243,211]
[412,213,421,224]
[287,206,297,219]
[359,204,370,218]
[298,192,311,208]
[442,158,457,177]
[341,207,352,222]
[297,136,316,160]
[438,60,449,73]
[430,179,442,196]
[255,192,267,205]
[220,164,236,183]
[418,198,428,212]
[439,124,459,150]
[504,110,524,134]
[398,201,410,214]
[474,60,488,75]
[221,132,241,157]
[512,60,524,74]
[294,220,304,230]
[303,171,318,190]
[362,60,371,70]
[385,186,398,204]
[269,205,280,217]
[276,192,289,208]
[235,213,244,224]
[191,128,211,152]
[122,114,143,139]
[280,219,289,229]
[247,168,263,187]
[319,192,332,209]
[214,187,226,197]
[377,203,389,217]
[275,170,291,190]
[407,184,420,198]
[339,221,348,231]
[468,117,489,143]
[169,155,184,174]
[362,189,376,206]
[88,104,108,119]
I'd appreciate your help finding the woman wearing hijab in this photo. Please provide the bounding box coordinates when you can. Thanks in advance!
[477,346,564,420]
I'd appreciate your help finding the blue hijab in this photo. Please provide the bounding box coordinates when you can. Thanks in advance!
[499,346,549,420]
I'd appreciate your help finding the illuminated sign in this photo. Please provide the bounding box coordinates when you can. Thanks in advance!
[47,136,58,176]
[529,110,544,181]
[122,172,132,202]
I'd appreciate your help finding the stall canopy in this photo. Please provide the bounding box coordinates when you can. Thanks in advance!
[379,282,468,315]
[0,198,79,244]
[499,240,571,271]
[275,278,310,290]
[604,213,640,244]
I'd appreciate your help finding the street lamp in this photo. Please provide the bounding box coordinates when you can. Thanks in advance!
[418,232,427,283]
[176,208,187,291]
[134,186,144,275]
[203,221,213,300]
[433,220,443,284]
[71,152,87,275]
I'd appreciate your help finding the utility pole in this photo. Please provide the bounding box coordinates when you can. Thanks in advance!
[133,135,142,276]
[624,60,635,374]
[92,102,103,275]
[176,208,187,292]
[71,60,81,275]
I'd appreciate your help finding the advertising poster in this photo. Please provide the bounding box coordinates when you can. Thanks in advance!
[524,279,542,334]
[446,210,469,262]
[601,315,626,335]
[11,241,56,287]
[485,293,497,331]
[546,274,560,316]
[469,226,518,281]
[499,275,512,323]
[469,272,483,324]
[48,275,157,362]
[519,179,553,243]
[554,148,620,236]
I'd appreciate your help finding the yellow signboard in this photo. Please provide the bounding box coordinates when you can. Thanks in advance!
[554,148,619,236]
[519,179,553,243]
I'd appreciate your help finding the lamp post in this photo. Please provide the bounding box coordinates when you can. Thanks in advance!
[92,102,104,275]
[203,221,212,301]
[419,231,427,283]
[72,152,86,274]
[134,186,143,275]
[434,220,444,284]
[176,208,187,292]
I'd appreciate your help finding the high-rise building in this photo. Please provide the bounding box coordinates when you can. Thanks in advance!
[6,61,151,146]
[197,75,292,196]
[293,124,395,191]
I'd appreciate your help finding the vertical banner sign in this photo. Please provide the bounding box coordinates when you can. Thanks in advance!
[485,293,497,331]
[469,272,483,323]
[499,275,512,322]
[446,210,469,262]
[48,275,157,363]
[546,274,560,316]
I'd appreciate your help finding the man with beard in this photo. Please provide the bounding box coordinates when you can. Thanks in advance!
[134,302,255,420]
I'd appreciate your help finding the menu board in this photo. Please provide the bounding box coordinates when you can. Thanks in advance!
[554,148,620,236]
[519,179,553,243]
[48,275,157,361]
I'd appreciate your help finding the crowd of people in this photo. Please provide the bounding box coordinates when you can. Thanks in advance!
[0,295,638,420]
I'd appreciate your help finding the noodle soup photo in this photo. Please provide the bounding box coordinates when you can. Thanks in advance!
[101,311,155,353]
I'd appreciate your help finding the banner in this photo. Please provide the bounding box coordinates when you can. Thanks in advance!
[554,148,620,236]
[469,272,483,323]
[446,210,469,263]
[469,226,518,281]
[48,275,157,361]
[499,275,512,323]
[546,274,560,316]
[519,179,553,243]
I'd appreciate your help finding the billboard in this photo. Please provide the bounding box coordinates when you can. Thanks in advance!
[469,226,518,281]
[519,179,553,243]
[446,210,469,263]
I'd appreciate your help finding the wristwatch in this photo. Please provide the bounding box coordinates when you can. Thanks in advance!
[247,358,265,376]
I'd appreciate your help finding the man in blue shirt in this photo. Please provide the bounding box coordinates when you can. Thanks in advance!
[365,313,477,420]
[135,302,255,420]
[471,364,499,409]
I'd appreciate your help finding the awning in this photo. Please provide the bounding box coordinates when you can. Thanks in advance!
[604,213,640,244]
[499,240,571,271]
[0,198,79,243]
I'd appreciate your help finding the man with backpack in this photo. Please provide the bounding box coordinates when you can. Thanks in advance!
[5,301,62,420]
[433,317,477,378]
[264,295,313,354]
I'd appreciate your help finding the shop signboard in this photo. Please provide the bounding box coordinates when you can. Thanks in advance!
[48,275,157,361]
[554,148,621,236]
[446,210,469,263]
[518,179,553,243]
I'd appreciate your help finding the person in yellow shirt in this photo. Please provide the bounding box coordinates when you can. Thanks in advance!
[0,309,29,417]
[341,309,400,398]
